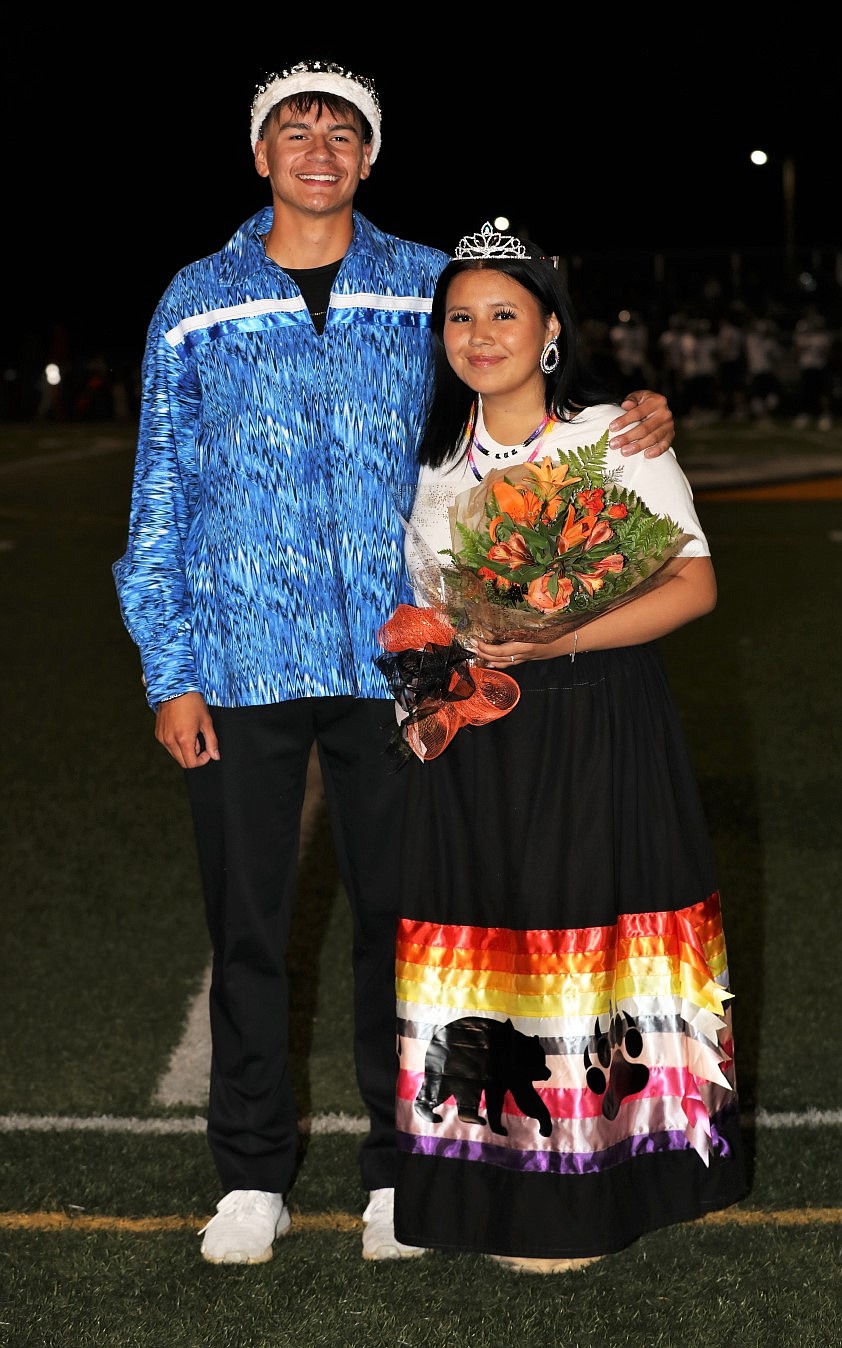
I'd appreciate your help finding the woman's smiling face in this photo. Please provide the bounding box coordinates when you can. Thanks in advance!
[442,269,560,399]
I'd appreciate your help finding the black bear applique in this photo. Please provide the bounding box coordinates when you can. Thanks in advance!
[414,1015,553,1137]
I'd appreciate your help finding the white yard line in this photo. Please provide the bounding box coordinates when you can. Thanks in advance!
[0,1111,367,1135]
[7,742,839,1141]
[1,1109,839,1135]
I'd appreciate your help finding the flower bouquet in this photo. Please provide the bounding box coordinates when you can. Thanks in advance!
[407,430,691,645]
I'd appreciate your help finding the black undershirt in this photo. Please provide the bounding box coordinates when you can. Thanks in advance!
[283,260,342,335]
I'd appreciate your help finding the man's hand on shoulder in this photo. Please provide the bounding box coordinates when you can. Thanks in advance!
[609,390,674,458]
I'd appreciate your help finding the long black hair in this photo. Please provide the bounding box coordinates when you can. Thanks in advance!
[417,255,621,470]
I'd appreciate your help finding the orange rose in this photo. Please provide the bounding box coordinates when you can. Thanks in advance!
[526,574,574,612]
[577,488,605,513]
[478,565,512,591]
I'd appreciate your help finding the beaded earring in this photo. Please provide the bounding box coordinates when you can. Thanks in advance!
[540,338,560,374]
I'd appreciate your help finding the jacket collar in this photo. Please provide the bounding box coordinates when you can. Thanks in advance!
[219,208,381,287]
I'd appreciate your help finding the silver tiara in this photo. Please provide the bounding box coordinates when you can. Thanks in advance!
[453,222,528,261]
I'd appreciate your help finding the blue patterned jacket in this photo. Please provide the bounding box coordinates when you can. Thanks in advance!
[113,209,448,709]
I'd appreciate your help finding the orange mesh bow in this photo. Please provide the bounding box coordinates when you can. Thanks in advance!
[375,604,520,762]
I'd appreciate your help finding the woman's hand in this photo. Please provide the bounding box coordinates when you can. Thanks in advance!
[472,558,715,669]
[473,634,570,668]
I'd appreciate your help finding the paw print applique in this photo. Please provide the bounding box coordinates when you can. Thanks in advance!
[584,1006,650,1121]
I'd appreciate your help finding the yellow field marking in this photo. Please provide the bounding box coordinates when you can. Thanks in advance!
[696,475,842,501]
[0,1208,839,1236]
[701,1207,841,1226]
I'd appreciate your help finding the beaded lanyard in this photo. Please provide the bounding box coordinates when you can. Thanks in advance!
[465,403,554,481]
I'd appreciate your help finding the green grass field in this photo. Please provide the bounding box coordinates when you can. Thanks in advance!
[1,420,840,1347]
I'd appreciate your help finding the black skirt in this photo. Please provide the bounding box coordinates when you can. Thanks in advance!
[393,643,747,1258]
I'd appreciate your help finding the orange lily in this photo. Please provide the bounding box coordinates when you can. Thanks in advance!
[488,532,533,568]
[557,503,599,552]
[490,480,531,520]
[488,482,543,540]
[526,457,582,498]
[584,518,616,551]
[574,554,625,595]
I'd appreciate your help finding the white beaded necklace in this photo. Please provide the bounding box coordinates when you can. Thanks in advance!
[466,403,554,481]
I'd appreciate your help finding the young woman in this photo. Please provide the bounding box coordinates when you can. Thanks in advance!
[390,226,747,1273]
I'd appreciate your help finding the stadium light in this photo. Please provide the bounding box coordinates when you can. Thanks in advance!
[750,148,796,279]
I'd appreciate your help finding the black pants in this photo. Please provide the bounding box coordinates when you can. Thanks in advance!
[184,697,407,1197]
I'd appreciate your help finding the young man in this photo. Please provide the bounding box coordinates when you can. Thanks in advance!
[113,59,676,1266]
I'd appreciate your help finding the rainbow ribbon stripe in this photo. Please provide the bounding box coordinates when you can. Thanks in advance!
[396,893,738,1169]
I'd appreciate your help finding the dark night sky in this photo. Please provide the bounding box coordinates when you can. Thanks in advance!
[3,26,834,371]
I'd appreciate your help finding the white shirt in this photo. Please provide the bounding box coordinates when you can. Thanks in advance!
[406,402,709,604]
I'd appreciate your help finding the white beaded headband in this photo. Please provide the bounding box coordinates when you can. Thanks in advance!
[250,60,382,162]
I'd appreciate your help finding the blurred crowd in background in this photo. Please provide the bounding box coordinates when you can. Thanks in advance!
[582,300,840,431]
[5,254,842,434]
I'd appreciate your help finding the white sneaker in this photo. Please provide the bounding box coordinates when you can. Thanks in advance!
[199,1189,290,1264]
[361,1187,427,1260]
